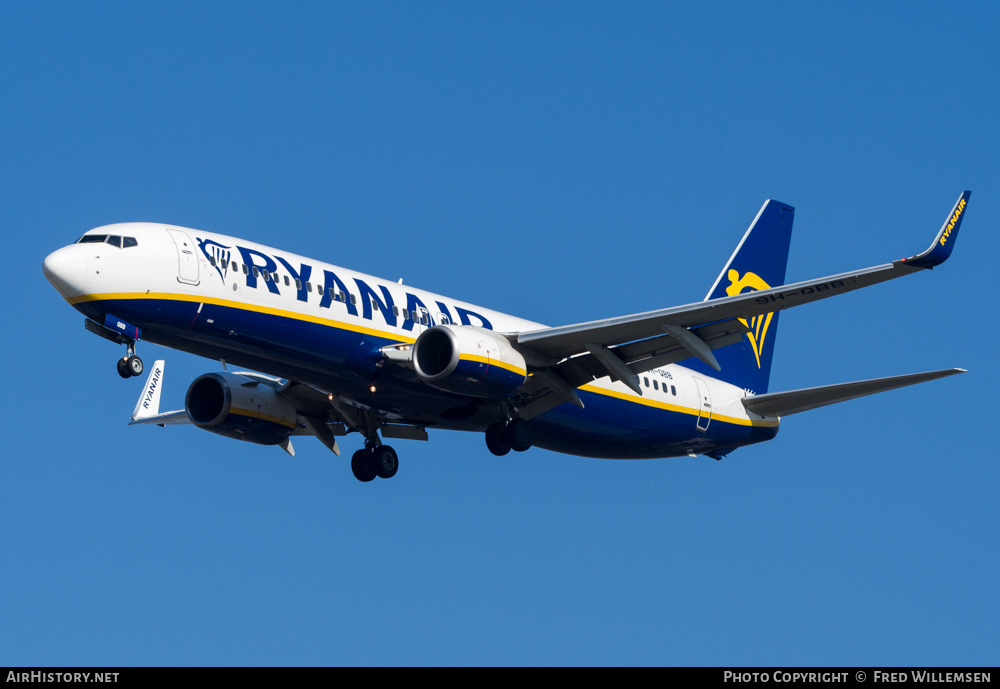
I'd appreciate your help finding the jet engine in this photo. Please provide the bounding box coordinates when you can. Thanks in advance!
[185,372,297,445]
[412,325,527,398]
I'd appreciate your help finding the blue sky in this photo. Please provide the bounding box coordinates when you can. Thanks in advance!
[2,2,997,665]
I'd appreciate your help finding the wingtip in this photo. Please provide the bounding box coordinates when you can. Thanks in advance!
[900,191,969,269]
[130,359,166,421]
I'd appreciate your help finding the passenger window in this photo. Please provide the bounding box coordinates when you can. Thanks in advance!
[209,256,217,266]
[306,282,313,293]
[653,380,659,391]
[392,306,400,317]
[284,275,290,286]
[242,264,249,275]
[644,377,650,387]
[372,299,378,310]
[262,270,269,281]
[671,385,677,396]
[295,278,302,290]
[123,237,138,248]
[252,267,260,278]
[350,294,357,305]
[232,261,238,271]
[329,287,336,299]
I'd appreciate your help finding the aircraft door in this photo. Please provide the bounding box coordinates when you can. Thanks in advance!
[692,376,712,432]
[166,228,200,285]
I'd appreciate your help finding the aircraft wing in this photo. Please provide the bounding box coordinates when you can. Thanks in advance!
[128,409,190,425]
[514,192,969,396]
[126,359,352,456]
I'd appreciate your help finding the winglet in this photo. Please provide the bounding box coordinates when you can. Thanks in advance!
[900,191,970,269]
[130,359,166,421]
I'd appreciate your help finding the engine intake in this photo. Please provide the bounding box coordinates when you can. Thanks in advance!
[412,325,527,398]
[185,372,297,445]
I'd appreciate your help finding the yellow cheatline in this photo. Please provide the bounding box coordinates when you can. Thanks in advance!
[458,353,527,377]
[69,291,418,343]
[72,293,778,428]
[229,407,297,428]
[578,383,779,428]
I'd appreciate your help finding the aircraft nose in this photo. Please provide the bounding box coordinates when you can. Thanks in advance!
[43,245,88,299]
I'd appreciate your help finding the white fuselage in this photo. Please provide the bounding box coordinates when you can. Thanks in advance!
[44,222,778,459]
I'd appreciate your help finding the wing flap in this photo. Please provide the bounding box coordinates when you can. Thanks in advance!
[516,320,748,417]
[741,368,965,417]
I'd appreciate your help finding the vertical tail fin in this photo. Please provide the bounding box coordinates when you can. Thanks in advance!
[687,200,794,394]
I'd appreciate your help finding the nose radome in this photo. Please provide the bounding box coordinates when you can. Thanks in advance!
[43,246,88,299]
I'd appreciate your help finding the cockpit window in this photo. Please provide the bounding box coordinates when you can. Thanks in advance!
[76,234,138,248]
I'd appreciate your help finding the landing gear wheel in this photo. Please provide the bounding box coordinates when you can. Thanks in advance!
[506,418,532,453]
[116,358,131,379]
[127,355,144,377]
[485,422,511,456]
[351,449,377,482]
[372,445,399,479]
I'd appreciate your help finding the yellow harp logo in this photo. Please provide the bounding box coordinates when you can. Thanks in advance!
[726,270,772,369]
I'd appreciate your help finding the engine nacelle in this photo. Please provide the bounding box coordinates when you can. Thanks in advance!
[412,325,527,398]
[185,372,297,445]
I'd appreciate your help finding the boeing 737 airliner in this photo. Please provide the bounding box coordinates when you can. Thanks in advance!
[43,192,969,482]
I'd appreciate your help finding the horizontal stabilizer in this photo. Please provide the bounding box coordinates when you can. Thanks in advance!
[742,368,965,417]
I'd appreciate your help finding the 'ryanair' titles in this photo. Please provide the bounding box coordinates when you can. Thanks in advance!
[140,364,161,413]
[940,196,966,247]
[197,237,494,332]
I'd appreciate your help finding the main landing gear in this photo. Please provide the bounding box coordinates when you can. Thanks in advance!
[351,443,399,482]
[116,343,144,379]
[485,418,532,456]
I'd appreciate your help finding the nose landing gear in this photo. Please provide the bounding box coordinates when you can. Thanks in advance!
[83,317,145,379]
[116,343,144,379]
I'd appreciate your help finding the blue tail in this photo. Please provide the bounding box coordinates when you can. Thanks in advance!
[686,199,795,394]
